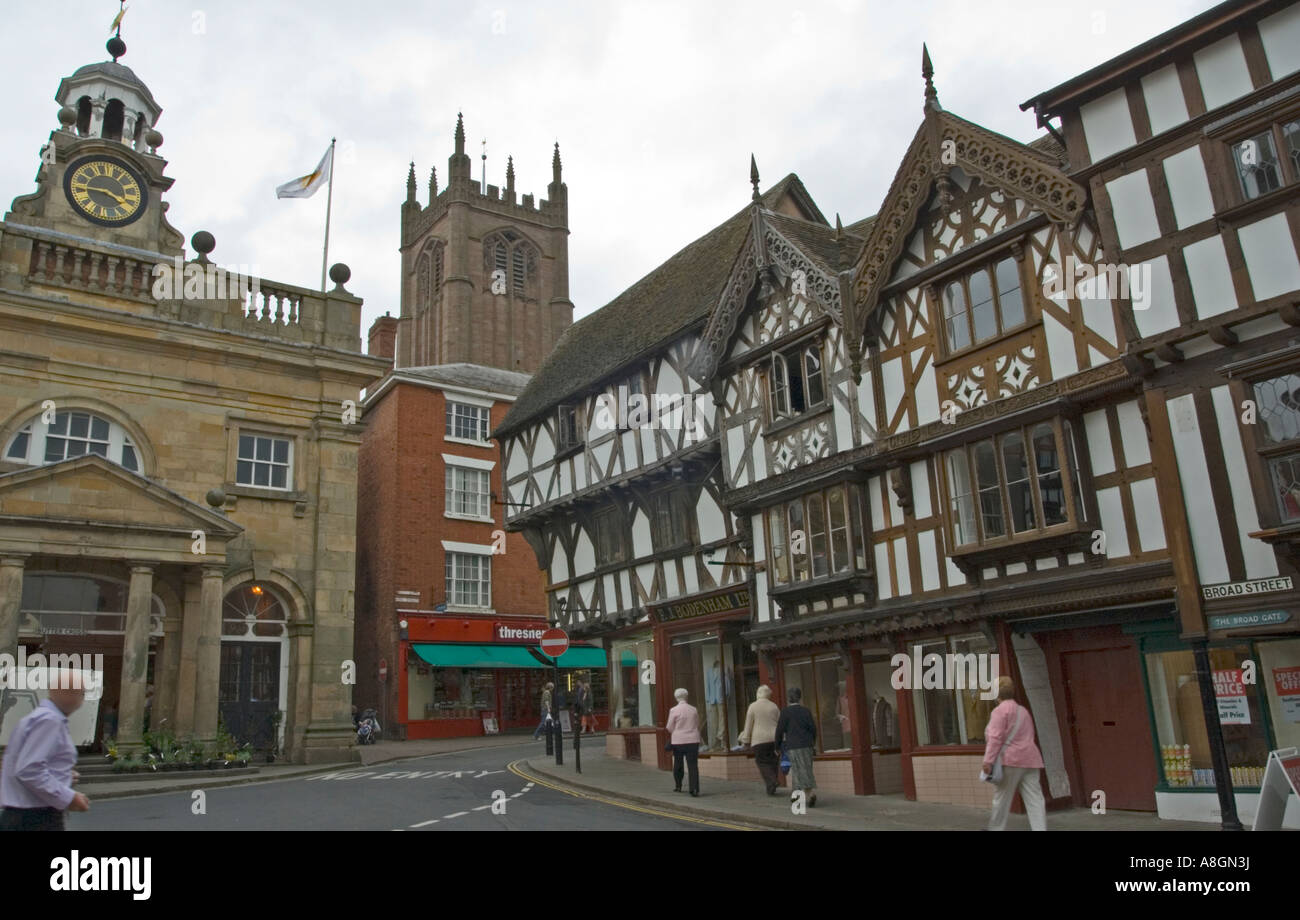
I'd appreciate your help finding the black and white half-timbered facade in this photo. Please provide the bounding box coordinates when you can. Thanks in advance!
[498,0,1300,824]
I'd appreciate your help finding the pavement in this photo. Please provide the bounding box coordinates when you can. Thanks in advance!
[521,742,1218,832]
[77,732,1217,831]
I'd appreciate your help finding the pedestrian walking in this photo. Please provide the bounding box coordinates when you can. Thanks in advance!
[774,687,818,806]
[738,684,781,795]
[664,687,701,796]
[1,668,91,831]
[532,681,554,740]
[580,681,598,734]
[981,676,1046,831]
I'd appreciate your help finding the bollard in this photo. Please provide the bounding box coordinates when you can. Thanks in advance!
[554,714,564,766]
[574,719,581,774]
[544,716,554,756]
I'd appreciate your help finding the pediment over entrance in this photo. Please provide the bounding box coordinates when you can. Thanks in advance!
[0,454,241,561]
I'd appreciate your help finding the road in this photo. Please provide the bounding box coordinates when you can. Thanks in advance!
[69,739,753,831]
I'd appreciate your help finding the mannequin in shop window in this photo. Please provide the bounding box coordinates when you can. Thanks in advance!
[704,660,733,751]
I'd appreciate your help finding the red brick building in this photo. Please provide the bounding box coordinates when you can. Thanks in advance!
[353,119,599,740]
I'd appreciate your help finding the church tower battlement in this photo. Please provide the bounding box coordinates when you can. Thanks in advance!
[395,113,573,373]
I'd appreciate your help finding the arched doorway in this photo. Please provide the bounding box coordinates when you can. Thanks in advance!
[220,584,289,751]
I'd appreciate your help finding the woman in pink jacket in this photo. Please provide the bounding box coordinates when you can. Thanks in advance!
[665,688,702,796]
[981,676,1046,831]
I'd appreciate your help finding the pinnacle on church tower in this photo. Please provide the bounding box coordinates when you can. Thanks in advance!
[750,154,760,201]
[506,155,515,193]
[455,112,465,156]
[406,161,416,202]
[428,166,437,203]
[552,142,562,184]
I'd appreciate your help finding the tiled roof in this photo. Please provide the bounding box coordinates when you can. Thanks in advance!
[396,363,532,397]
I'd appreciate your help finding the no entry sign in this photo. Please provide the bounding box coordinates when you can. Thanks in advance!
[540,628,569,658]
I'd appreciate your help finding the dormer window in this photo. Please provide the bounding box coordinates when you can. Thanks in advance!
[767,337,826,423]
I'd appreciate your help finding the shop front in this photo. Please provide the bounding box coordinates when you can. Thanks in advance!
[1138,598,1300,827]
[397,616,607,740]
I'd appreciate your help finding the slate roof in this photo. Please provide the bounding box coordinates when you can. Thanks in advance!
[62,61,161,112]
[764,210,866,275]
[495,174,819,437]
[396,363,532,397]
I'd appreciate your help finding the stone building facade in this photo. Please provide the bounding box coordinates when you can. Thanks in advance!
[0,43,386,763]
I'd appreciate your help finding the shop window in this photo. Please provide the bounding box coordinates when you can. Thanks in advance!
[445,465,492,519]
[766,337,826,423]
[911,633,997,746]
[4,410,140,473]
[938,255,1027,354]
[1230,116,1299,201]
[944,418,1084,549]
[445,552,491,608]
[650,487,691,551]
[445,401,490,442]
[862,657,900,749]
[1259,639,1300,753]
[609,638,657,729]
[408,666,497,720]
[765,482,868,586]
[670,627,757,752]
[782,655,851,754]
[1144,645,1272,787]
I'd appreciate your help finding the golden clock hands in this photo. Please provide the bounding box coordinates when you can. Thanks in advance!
[90,187,129,206]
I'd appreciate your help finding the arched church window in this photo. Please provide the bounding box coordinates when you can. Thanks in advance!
[415,239,445,312]
[483,230,538,299]
[4,409,141,473]
[103,99,125,142]
[76,97,91,136]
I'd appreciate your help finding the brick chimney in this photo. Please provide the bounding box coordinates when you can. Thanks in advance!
[368,313,398,361]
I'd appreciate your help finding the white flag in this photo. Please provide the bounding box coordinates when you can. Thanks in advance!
[276,145,333,199]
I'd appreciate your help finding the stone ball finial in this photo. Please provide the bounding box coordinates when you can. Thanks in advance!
[205,487,226,508]
[329,263,351,288]
[191,231,215,264]
[145,128,163,149]
[107,35,126,62]
[58,105,77,127]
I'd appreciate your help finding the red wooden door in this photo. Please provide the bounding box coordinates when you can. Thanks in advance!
[1062,646,1158,811]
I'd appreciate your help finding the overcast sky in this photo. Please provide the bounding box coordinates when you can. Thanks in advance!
[3,0,1218,338]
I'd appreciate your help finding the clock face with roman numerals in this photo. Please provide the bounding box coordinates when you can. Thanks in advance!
[62,155,147,226]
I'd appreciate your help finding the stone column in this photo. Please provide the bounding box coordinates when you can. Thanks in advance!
[193,565,225,744]
[154,613,183,732]
[116,563,155,751]
[0,556,28,665]
[171,573,203,736]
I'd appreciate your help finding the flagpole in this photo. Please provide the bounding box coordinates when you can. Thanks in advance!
[320,137,336,292]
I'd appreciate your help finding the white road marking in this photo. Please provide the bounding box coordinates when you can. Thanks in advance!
[443,811,469,819]
[409,819,439,827]
[472,804,491,811]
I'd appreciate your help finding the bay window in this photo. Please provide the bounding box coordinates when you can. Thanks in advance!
[766,483,868,587]
[944,418,1084,549]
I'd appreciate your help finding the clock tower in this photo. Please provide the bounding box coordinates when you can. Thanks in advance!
[5,32,184,257]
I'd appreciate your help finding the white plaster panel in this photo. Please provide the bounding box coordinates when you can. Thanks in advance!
[1105,170,1161,249]
[506,440,527,480]
[696,490,726,545]
[1084,409,1115,476]
[1194,34,1254,111]
[869,475,885,531]
[682,556,699,596]
[1080,88,1137,162]
[1141,64,1189,136]
[749,514,766,561]
[1096,486,1131,559]
[551,549,570,584]
[1238,213,1300,303]
[914,356,939,426]
[1043,310,1079,380]
[1116,399,1151,467]
[661,560,679,598]
[1260,2,1300,78]
[635,562,656,598]
[1130,477,1167,553]
[754,570,770,623]
[1184,234,1239,320]
[1080,283,1118,348]
[1211,384,1278,579]
[918,529,940,591]
[881,357,905,427]
[1162,146,1215,229]
[631,509,652,559]
[910,459,932,519]
[874,543,892,601]
[893,536,911,596]
[603,573,618,613]
[573,529,596,578]
[1167,393,1230,583]
[1131,256,1179,339]
[857,371,877,434]
[945,555,966,587]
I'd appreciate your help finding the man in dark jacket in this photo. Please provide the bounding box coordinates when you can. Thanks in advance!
[773,687,818,807]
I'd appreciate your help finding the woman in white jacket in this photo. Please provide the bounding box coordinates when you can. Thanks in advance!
[739,685,782,795]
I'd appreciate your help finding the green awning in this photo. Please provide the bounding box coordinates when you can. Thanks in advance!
[412,644,607,669]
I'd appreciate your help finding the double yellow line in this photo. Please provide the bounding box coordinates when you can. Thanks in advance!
[507,760,756,831]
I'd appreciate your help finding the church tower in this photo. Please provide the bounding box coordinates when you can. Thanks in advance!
[395,114,573,372]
